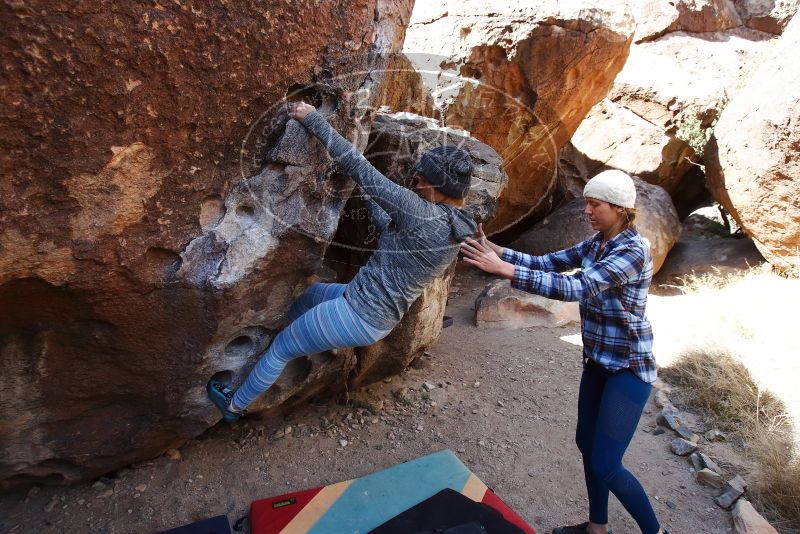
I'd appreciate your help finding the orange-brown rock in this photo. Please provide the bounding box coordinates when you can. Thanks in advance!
[372,53,436,117]
[0,0,418,487]
[397,2,635,234]
[705,14,800,270]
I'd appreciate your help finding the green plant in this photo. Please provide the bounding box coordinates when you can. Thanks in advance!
[674,98,728,159]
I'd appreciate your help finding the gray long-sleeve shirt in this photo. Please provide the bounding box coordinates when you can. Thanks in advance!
[301,111,477,330]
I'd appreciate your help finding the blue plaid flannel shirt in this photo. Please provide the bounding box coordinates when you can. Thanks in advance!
[501,228,656,383]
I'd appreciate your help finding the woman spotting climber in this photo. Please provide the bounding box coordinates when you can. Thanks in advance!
[461,170,668,534]
[207,101,477,422]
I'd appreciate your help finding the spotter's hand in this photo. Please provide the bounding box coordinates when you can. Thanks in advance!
[288,101,316,121]
[460,237,515,280]
[474,223,504,257]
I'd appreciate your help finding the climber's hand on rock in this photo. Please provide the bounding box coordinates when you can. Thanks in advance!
[288,101,316,121]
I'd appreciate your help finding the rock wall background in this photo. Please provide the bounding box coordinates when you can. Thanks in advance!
[705,13,800,270]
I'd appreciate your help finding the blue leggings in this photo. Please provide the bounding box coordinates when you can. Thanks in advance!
[576,359,660,534]
[232,283,392,410]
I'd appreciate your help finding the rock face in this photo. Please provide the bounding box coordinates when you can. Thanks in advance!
[397,2,635,234]
[733,0,800,34]
[654,206,764,290]
[474,280,579,330]
[611,28,773,138]
[509,178,681,274]
[0,0,417,487]
[564,22,776,210]
[372,53,436,117]
[632,0,743,43]
[732,499,779,534]
[567,99,697,195]
[705,15,800,270]
[326,112,508,390]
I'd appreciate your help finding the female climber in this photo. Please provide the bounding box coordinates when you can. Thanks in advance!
[460,170,668,534]
[207,101,477,422]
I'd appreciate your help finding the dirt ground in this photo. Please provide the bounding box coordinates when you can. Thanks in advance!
[0,267,745,534]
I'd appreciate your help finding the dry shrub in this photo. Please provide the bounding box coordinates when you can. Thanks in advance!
[662,349,800,530]
[661,349,786,432]
[748,433,800,531]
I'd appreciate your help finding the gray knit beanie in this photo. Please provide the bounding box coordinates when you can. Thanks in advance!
[414,145,473,199]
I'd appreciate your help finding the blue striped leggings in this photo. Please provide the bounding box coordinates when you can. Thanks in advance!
[232,283,392,410]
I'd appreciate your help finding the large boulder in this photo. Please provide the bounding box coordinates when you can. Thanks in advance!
[475,279,579,330]
[705,14,800,270]
[733,0,800,34]
[631,0,742,43]
[567,98,696,195]
[632,0,743,43]
[563,20,777,215]
[372,53,437,117]
[395,2,635,234]
[610,28,774,135]
[509,178,681,273]
[0,0,416,487]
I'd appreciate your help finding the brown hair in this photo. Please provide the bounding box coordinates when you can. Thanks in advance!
[622,207,637,229]
[443,196,466,208]
[433,188,466,208]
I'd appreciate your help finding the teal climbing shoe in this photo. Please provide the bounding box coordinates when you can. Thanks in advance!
[206,378,243,423]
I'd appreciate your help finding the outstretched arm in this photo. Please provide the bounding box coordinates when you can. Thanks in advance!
[289,102,429,227]
[461,236,646,302]
[472,224,588,272]
[509,245,646,301]
[501,240,590,272]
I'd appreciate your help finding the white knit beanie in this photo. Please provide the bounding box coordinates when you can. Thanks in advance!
[583,170,636,209]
